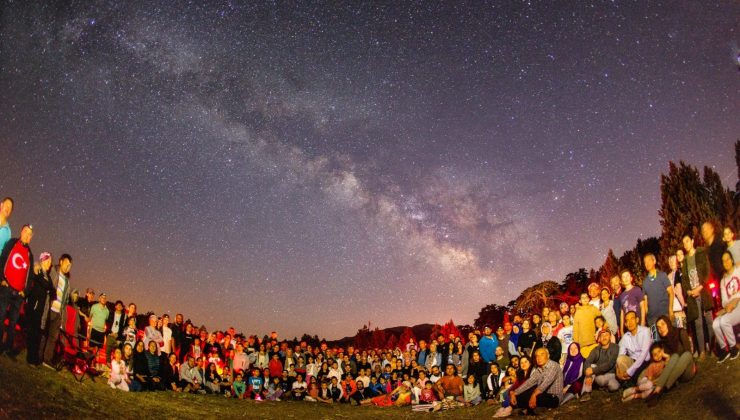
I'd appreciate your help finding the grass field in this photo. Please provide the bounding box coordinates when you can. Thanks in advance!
[0,352,737,419]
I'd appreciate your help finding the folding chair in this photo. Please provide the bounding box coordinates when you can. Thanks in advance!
[55,305,101,383]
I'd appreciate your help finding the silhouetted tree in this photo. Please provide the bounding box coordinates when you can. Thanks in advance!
[597,249,620,286]
[474,304,510,330]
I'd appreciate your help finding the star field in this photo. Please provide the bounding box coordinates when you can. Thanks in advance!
[0,1,737,339]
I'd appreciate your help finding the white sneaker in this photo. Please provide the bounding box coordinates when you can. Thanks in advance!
[493,406,512,418]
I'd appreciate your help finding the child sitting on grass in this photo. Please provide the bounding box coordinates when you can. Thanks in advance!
[622,342,668,402]
[232,373,246,399]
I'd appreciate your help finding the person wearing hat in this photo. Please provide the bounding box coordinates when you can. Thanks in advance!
[0,224,34,356]
[25,252,54,366]
[478,325,499,364]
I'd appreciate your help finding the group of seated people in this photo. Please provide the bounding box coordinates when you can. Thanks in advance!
[1,192,738,416]
[98,236,740,416]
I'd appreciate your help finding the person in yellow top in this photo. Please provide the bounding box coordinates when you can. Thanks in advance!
[573,292,600,358]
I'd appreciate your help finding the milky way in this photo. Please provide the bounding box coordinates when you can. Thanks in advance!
[0,1,737,339]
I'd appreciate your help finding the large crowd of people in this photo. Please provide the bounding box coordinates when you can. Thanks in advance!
[0,195,738,415]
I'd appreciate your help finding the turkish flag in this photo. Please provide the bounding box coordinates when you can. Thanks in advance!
[4,241,30,291]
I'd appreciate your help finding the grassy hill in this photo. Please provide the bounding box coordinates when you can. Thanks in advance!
[1,352,737,419]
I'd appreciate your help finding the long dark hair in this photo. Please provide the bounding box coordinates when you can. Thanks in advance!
[517,355,533,380]
[656,315,682,354]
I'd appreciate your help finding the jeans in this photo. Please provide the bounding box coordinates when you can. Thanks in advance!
[43,310,63,364]
[25,304,45,364]
[0,286,24,352]
[693,297,714,353]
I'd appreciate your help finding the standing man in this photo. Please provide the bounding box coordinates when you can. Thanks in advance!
[171,313,184,359]
[618,270,646,336]
[42,254,73,368]
[609,275,623,336]
[106,300,125,363]
[681,233,714,359]
[642,253,674,339]
[0,197,14,251]
[702,221,726,282]
[478,325,499,364]
[0,224,34,356]
[88,292,109,366]
[573,292,600,357]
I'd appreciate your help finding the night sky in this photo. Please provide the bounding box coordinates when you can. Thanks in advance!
[1,1,738,340]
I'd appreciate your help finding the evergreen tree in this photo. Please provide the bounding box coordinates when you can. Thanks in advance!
[429,323,443,342]
[441,319,461,340]
[597,249,620,286]
[473,304,510,330]
[398,327,416,348]
[371,327,387,349]
[354,324,371,349]
[385,334,398,350]
[703,166,734,227]
[659,161,714,257]
[560,268,589,296]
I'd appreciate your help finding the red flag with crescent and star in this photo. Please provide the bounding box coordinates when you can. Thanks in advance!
[4,240,30,292]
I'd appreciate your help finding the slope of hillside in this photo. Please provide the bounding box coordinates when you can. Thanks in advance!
[1,352,737,419]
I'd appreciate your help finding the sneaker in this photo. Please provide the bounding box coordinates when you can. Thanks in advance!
[730,348,739,361]
[560,393,576,405]
[493,406,512,418]
[580,393,591,402]
[717,350,731,364]
[42,362,55,370]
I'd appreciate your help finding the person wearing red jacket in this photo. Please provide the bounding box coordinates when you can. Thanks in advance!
[0,224,34,356]
[268,353,283,377]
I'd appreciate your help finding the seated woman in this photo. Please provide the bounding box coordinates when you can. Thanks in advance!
[132,341,150,391]
[108,348,131,391]
[493,356,532,417]
[160,352,182,392]
[714,251,740,362]
[645,315,695,404]
[205,362,223,394]
[463,374,483,406]
[561,342,584,404]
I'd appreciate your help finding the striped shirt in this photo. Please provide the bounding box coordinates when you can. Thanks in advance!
[50,273,68,313]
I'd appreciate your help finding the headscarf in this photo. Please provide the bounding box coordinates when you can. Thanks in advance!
[540,322,553,343]
[562,342,584,386]
[509,323,521,347]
